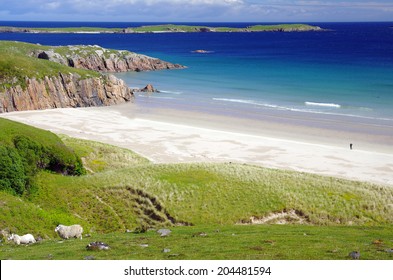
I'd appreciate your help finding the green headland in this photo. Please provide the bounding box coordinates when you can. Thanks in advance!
[0,23,323,34]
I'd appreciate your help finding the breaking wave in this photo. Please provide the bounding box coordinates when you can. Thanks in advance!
[160,90,183,95]
[305,101,341,108]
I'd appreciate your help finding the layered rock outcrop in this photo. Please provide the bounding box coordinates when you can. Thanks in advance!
[0,73,133,113]
[30,45,185,73]
[0,42,184,112]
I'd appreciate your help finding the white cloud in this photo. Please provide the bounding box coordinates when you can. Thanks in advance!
[0,0,393,21]
[43,1,60,10]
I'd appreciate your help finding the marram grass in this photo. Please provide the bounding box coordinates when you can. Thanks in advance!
[1,130,393,260]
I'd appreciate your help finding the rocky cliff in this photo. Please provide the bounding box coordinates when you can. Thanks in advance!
[0,41,184,113]
[0,73,133,113]
[30,45,185,72]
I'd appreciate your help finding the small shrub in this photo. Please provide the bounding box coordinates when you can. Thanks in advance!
[0,145,27,195]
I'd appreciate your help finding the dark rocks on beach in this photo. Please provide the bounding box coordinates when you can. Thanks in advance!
[86,241,110,251]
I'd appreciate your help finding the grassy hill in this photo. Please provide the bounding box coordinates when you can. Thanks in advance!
[0,118,85,195]
[1,119,393,259]
[0,41,99,89]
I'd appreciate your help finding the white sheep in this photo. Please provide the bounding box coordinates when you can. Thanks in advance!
[55,224,83,240]
[7,233,36,245]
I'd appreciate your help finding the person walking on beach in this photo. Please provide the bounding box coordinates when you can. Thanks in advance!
[350,143,353,150]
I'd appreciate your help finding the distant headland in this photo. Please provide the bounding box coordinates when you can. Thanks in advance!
[0,24,324,34]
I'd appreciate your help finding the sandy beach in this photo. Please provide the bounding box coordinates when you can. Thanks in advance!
[2,100,393,186]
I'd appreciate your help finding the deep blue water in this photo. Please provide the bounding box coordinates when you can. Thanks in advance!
[1,21,393,120]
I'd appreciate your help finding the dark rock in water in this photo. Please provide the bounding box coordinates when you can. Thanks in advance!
[140,84,159,93]
[192,49,212,54]
[349,251,360,259]
[86,241,110,251]
[157,229,171,237]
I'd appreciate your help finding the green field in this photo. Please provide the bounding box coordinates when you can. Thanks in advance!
[2,225,393,260]
[1,118,393,259]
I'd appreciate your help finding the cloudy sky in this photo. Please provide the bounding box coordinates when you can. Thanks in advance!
[0,0,392,22]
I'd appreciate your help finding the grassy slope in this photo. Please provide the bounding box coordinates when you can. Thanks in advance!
[0,41,100,89]
[1,121,393,259]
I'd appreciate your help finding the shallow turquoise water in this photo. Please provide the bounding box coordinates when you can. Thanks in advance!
[1,21,393,120]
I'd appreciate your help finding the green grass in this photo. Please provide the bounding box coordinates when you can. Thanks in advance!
[60,135,150,173]
[1,225,393,260]
[1,136,392,236]
[1,121,393,259]
[0,118,68,147]
[0,41,100,89]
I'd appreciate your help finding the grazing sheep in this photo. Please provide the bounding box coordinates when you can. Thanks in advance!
[7,233,36,245]
[55,224,83,240]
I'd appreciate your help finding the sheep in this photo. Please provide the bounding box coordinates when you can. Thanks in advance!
[7,233,36,245]
[55,224,83,240]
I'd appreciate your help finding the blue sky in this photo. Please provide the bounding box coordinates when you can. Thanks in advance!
[0,0,392,22]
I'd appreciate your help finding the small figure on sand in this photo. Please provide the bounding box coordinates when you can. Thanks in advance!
[350,143,353,150]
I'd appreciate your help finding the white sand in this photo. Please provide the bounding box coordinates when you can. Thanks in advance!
[2,105,393,186]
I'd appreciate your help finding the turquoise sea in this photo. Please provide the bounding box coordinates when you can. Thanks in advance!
[1,22,393,121]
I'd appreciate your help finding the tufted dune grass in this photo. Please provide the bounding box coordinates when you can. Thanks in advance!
[1,121,393,259]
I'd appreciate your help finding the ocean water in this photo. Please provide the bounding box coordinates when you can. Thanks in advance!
[1,21,393,121]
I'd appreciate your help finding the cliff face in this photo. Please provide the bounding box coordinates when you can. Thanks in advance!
[0,42,184,113]
[0,73,133,113]
[31,45,185,73]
